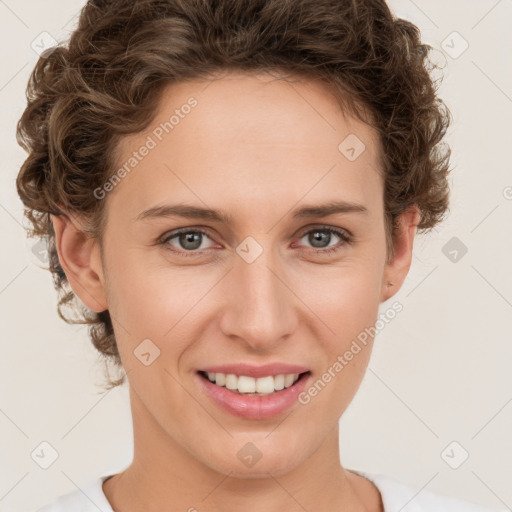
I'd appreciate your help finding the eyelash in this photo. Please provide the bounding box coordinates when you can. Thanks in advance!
[159,226,353,258]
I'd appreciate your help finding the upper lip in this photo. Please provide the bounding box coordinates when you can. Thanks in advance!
[198,363,310,378]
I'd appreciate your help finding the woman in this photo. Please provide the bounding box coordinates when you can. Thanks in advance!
[17,0,504,510]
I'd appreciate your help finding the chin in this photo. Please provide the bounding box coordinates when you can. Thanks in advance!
[202,444,305,479]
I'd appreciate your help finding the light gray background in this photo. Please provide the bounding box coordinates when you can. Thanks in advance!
[1,1,511,511]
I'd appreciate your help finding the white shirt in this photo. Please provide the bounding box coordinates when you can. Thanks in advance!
[30,469,507,512]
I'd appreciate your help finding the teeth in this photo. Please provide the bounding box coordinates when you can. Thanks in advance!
[238,375,256,393]
[225,374,238,390]
[256,376,274,394]
[204,372,301,395]
[274,374,285,391]
[284,374,295,387]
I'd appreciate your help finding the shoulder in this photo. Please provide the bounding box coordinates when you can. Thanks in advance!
[352,470,507,512]
[28,475,114,512]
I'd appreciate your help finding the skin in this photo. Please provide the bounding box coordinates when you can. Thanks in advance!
[52,70,419,512]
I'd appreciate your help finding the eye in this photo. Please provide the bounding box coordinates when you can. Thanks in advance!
[161,228,216,256]
[295,226,352,255]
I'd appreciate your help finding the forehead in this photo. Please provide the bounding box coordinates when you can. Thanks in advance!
[145,70,379,153]
[109,70,383,225]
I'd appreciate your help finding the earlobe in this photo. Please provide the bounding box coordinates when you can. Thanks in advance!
[380,205,420,303]
[51,212,108,313]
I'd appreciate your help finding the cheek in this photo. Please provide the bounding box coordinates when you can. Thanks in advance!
[104,253,221,366]
[106,248,200,324]
[289,259,382,406]
[292,257,383,336]
[296,271,379,419]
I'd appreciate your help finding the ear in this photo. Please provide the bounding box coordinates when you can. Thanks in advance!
[51,212,108,313]
[380,205,420,303]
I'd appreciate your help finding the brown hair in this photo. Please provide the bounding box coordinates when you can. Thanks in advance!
[16,0,452,390]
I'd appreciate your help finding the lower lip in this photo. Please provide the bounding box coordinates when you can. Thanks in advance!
[197,372,311,420]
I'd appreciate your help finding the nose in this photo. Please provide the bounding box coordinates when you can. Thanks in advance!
[218,243,297,352]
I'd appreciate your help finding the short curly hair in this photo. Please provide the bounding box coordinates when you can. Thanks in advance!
[16,0,452,390]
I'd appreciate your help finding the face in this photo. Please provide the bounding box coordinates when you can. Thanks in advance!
[55,70,416,478]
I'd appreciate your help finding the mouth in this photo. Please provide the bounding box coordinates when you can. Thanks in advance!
[197,370,311,396]
[196,368,312,420]
[195,362,312,419]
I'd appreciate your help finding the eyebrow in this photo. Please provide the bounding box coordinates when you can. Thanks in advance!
[135,200,368,223]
